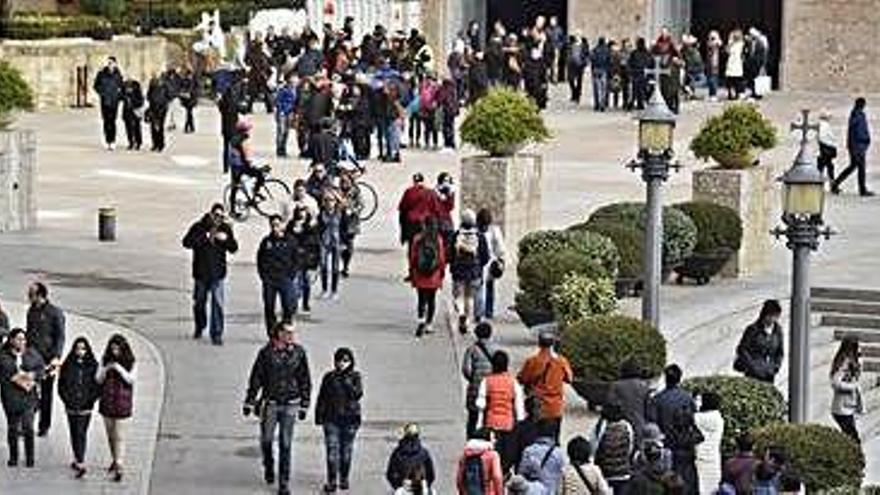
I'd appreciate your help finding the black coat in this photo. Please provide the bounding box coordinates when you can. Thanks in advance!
[467,60,489,102]
[58,355,100,412]
[0,347,45,416]
[386,437,435,489]
[122,80,145,114]
[26,301,65,361]
[182,214,239,282]
[315,368,363,426]
[735,322,784,382]
[309,130,338,165]
[245,343,311,407]
[257,232,300,285]
[94,66,124,108]
[647,386,698,452]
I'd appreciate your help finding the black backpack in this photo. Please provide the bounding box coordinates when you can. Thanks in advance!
[415,235,440,275]
[462,453,485,494]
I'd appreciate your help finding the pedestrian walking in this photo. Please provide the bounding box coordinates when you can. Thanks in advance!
[720,432,759,494]
[476,350,526,459]
[451,209,490,335]
[121,78,145,150]
[734,299,784,383]
[694,392,724,494]
[607,359,652,446]
[477,208,506,321]
[818,110,838,183]
[725,30,745,100]
[146,73,171,152]
[517,328,573,441]
[591,37,611,112]
[628,38,652,110]
[593,402,635,494]
[318,191,344,301]
[517,420,565,493]
[315,347,363,493]
[58,336,101,478]
[94,56,124,150]
[560,436,612,495]
[830,337,863,443]
[456,428,505,495]
[386,423,436,492]
[0,328,45,468]
[705,31,723,102]
[258,214,300,334]
[523,47,549,110]
[287,205,319,316]
[97,333,136,482]
[398,173,438,246]
[182,203,239,345]
[567,35,588,105]
[25,281,65,437]
[275,74,298,157]
[243,322,312,495]
[179,68,199,134]
[409,218,447,337]
[832,97,874,196]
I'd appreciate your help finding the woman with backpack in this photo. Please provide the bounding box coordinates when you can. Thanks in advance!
[456,428,505,495]
[451,209,490,335]
[409,217,447,337]
[476,209,506,320]
[97,333,136,482]
[560,436,612,494]
[58,336,101,478]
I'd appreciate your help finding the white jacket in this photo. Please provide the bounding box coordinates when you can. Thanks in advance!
[831,360,863,416]
[725,41,744,78]
[694,410,724,495]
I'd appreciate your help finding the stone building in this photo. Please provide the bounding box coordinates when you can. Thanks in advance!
[423,0,880,94]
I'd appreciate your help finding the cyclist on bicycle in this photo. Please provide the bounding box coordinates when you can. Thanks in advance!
[228,119,268,210]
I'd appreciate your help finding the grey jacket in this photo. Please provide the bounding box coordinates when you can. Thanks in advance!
[461,339,496,410]
[831,359,863,416]
[518,437,564,494]
[26,301,66,361]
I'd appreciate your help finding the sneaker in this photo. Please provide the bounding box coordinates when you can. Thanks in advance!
[75,464,87,479]
[278,487,291,495]
[265,469,276,484]
[415,322,425,338]
[318,291,329,300]
[340,269,349,278]
[109,143,116,151]
[300,306,311,316]
[323,483,337,493]
[211,338,223,346]
[330,293,340,302]
[424,324,434,334]
[830,185,841,195]
[860,191,876,197]
[458,315,468,335]
[339,480,349,490]
[7,459,17,467]
[24,459,34,468]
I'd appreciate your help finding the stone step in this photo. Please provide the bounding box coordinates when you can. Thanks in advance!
[834,329,880,344]
[862,346,880,359]
[812,300,880,316]
[863,361,880,373]
[822,314,880,330]
[812,287,880,303]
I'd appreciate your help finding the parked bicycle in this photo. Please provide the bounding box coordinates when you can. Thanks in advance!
[223,165,291,222]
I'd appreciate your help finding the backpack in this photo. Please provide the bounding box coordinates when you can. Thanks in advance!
[420,83,437,112]
[415,235,440,275]
[455,230,479,266]
[462,453,485,495]
[667,404,704,450]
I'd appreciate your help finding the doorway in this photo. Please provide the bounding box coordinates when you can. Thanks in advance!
[690,0,783,85]
[486,0,567,37]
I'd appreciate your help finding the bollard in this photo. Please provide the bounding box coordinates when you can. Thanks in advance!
[98,207,116,241]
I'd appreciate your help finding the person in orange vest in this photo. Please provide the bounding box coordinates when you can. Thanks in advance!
[517,327,573,441]
[476,350,525,440]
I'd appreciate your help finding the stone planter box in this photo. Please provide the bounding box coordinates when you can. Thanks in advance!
[460,154,543,267]
[0,129,37,232]
[693,166,773,277]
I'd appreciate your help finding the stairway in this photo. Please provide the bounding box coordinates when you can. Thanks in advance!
[812,287,880,372]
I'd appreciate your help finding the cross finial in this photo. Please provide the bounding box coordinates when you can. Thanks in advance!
[790,109,819,146]
[644,56,671,83]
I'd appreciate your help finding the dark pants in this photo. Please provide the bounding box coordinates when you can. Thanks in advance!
[633,76,648,110]
[122,110,142,149]
[422,112,438,148]
[5,406,35,464]
[609,479,630,495]
[673,450,699,495]
[193,278,225,341]
[466,409,479,439]
[374,121,385,157]
[184,105,196,133]
[297,269,312,311]
[568,69,584,103]
[483,278,496,319]
[149,107,167,151]
[323,422,359,486]
[833,413,860,443]
[222,133,232,173]
[341,235,355,274]
[66,412,91,463]
[834,150,869,194]
[39,376,55,433]
[417,288,437,324]
[262,278,298,334]
[818,144,837,182]
[442,112,456,149]
[260,403,297,490]
[408,114,421,147]
[100,103,119,145]
[320,244,340,294]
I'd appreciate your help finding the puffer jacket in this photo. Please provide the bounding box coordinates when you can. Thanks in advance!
[315,367,363,427]
[386,437,436,489]
[595,419,634,481]
[58,355,100,413]
[461,339,496,411]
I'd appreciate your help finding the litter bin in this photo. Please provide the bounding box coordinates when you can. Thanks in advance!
[98,207,116,241]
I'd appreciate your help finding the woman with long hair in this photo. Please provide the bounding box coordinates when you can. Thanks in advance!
[0,328,45,468]
[97,334,136,482]
[408,217,447,337]
[58,336,101,478]
[830,338,862,443]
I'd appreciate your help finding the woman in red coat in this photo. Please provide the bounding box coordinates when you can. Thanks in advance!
[409,217,446,337]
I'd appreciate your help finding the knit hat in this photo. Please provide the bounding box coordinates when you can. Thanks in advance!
[401,422,420,439]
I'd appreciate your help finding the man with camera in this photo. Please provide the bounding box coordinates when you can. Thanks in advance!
[243,322,312,495]
[182,203,239,345]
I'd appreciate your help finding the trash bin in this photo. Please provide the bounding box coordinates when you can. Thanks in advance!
[98,207,116,241]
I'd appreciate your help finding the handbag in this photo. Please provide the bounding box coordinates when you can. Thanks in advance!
[754,75,771,96]
[489,259,505,279]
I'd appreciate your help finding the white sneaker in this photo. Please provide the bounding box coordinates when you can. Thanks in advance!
[318,291,329,300]
[330,293,340,302]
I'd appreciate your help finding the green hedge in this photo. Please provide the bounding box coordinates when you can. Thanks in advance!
[0,62,34,128]
[570,221,644,280]
[516,246,611,316]
[561,315,666,383]
[1,14,116,40]
[460,87,550,156]
[752,423,864,492]
[549,273,617,326]
[673,201,742,254]
[683,375,786,459]
[690,103,778,168]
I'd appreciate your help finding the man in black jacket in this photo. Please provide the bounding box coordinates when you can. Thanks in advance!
[147,74,171,152]
[244,322,311,495]
[93,57,124,150]
[182,204,239,345]
[257,215,300,335]
[25,281,65,436]
[121,78,145,150]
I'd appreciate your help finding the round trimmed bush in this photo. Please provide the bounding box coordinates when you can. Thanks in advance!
[518,229,573,260]
[673,201,743,253]
[587,202,697,270]
[683,375,786,459]
[549,273,617,326]
[752,423,864,492]
[460,87,550,156]
[570,221,644,279]
[516,246,609,316]
[517,229,619,279]
[689,103,778,169]
[561,315,666,384]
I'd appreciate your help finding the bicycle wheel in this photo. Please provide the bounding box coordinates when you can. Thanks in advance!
[224,183,250,222]
[355,180,379,222]
[255,178,292,218]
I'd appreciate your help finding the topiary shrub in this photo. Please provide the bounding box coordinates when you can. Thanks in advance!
[587,202,697,270]
[689,103,778,169]
[0,62,35,129]
[752,423,864,492]
[561,315,666,384]
[460,87,550,156]
[517,229,619,279]
[515,247,610,317]
[549,273,617,326]
[683,375,786,459]
[673,201,743,254]
[570,220,644,280]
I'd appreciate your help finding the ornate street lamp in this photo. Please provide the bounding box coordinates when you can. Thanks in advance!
[628,58,679,329]
[772,109,835,423]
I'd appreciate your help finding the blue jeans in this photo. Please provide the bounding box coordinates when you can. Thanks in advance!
[592,71,608,110]
[384,120,400,158]
[275,112,291,156]
[260,403,297,489]
[297,269,312,310]
[707,74,719,97]
[193,278,225,340]
[323,422,359,486]
[482,277,496,319]
[320,243,340,293]
[262,278,298,332]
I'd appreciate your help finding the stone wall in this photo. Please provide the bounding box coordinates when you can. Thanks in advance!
[692,166,773,277]
[568,0,649,41]
[781,0,880,93]
[460,154,543,266]
[0,36,168,111]
[0,130,37,232]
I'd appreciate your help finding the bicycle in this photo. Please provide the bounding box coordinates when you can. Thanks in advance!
[223,165,292,222]
[337,139,379,222]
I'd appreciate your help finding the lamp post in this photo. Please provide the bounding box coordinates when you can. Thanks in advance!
[628,57,679,329]
[772,109,835,423]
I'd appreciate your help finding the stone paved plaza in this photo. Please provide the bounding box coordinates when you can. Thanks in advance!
[1,86,879,493]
